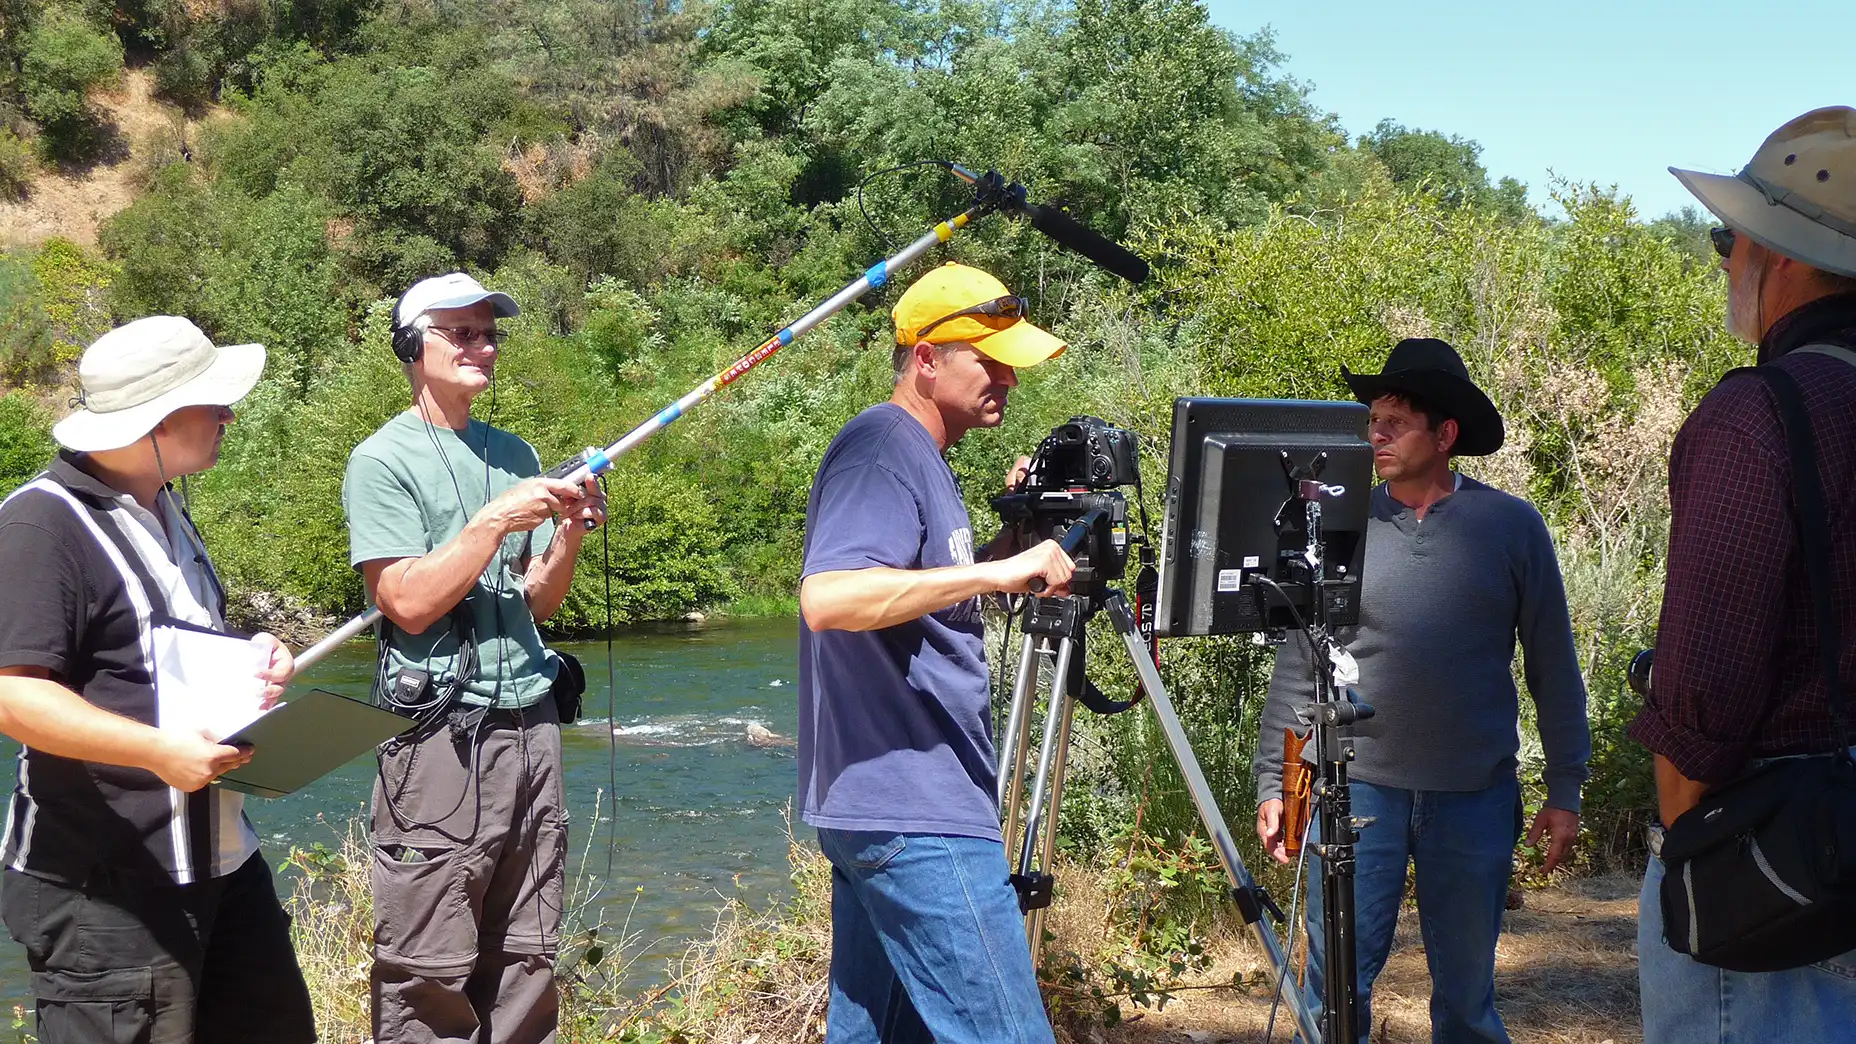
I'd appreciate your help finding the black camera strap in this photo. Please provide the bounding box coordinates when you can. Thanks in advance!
[1740,360,1853,754]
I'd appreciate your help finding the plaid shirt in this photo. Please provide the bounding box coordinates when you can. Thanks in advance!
[1630,294,1856,784]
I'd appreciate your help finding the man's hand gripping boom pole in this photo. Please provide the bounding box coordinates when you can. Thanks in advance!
[297,203,987,671]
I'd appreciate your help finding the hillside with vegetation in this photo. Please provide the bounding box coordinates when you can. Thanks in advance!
[0,1,1735,1037]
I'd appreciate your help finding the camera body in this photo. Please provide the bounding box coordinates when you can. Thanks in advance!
[992,416,1139,585]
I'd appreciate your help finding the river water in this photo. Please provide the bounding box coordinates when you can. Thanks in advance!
[0,616,803,1009]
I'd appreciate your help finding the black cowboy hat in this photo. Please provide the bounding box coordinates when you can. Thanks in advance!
[1340,338,1504,457]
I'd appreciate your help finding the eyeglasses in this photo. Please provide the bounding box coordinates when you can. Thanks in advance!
[1710,227,1736,260]
[916,295,1028,341]
[429,324,501,347]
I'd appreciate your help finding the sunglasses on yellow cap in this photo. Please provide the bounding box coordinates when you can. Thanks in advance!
[916,294,1029,341]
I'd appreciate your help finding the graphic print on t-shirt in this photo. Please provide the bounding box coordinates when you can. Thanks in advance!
[946,525,978,623]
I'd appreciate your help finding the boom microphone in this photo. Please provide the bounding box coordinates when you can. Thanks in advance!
[1022,202,1150,284]
[941,162,1149,284]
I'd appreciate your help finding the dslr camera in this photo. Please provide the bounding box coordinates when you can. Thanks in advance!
[991,416,1139,585]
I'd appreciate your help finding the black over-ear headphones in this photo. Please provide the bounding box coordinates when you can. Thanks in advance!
[392,314,424,364]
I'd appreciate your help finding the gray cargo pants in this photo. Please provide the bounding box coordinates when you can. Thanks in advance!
[370,699,566,1044]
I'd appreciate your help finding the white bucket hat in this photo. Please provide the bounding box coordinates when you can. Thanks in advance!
[1671,106,1856,279]
[53,316,265,453]
[393,272,520,327]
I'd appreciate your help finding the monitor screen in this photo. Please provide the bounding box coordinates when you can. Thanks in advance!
[1154,398,1372,636]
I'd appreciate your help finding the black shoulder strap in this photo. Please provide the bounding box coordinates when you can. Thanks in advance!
[1744,363,1852,750]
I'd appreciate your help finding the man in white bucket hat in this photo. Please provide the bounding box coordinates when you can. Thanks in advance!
[1633,107,1856,1042]
[0,316,315,1043]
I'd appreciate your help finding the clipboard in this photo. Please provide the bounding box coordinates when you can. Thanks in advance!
[212,689,412,798]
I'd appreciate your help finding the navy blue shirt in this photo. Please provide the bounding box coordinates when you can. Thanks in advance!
[797,403,1000,841]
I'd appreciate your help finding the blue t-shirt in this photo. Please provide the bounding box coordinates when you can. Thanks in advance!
[797,403,1000,841]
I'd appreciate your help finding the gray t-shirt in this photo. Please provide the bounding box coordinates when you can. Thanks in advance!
[343,410,559,709]
[1255,476,1591,812]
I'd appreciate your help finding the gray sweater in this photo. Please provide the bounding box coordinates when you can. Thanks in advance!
[1255,477,1591,813]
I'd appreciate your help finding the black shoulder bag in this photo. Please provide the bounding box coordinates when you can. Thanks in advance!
[1657,361,1856,972]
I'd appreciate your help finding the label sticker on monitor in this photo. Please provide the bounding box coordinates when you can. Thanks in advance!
[1243,555,1260,568]
[1217,569,1243,592]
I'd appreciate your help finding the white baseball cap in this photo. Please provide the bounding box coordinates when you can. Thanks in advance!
[393,272,520,328]
[1672,106,1856,279]
[53,317,264,453]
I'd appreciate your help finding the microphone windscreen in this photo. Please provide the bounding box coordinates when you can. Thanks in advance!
[1024,203,1150,284]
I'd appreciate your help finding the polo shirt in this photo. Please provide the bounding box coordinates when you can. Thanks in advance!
[0,453,258,885]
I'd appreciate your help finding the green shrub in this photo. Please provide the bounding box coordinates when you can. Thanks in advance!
[0,393,54,497]
[19,8,124,164]
[0,128,35,200]
[30,238,115,368]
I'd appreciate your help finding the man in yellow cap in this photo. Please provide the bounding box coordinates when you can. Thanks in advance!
[796,262,1073,1042]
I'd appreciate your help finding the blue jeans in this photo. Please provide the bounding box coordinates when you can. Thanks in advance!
[1638,848,1856,1042]
[1300,777,1522,1044]
[818,829,1055,1044]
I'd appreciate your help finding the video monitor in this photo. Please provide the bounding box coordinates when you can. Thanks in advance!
[1154,398,1372,637]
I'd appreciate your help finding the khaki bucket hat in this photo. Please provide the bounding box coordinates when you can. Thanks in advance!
[53,316,264,453]
[1671,106,1856,279]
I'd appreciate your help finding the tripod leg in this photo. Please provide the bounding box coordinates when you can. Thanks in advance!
[1013,634,1078,960]
[1026,642,1081,960]
[1102,594,1324,1044]
[998,631,1042,840]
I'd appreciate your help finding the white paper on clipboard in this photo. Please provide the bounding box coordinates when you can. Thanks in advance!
[152,625,271,741]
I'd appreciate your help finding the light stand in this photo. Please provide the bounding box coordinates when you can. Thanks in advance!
[1284,461,1376,1044]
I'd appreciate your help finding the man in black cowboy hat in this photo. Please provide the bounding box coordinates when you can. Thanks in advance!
[1255,337,1590,1044]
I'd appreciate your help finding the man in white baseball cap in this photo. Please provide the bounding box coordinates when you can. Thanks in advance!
[348,273,604,1043]
[0,316,315,1043]
[1634,107,1856,1042]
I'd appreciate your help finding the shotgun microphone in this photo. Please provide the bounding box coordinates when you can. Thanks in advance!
[941,163,1149,284]
[1023,201,1150,284]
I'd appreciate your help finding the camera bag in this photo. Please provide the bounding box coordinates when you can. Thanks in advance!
[1657,359,1856,972]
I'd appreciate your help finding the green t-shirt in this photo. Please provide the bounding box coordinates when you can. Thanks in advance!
[343,410,560,709]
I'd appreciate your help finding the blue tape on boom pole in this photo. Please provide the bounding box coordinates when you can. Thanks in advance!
[778,329,794,346]
[654,403,683,427]
[587,449,611,475]
[865,261,889,288]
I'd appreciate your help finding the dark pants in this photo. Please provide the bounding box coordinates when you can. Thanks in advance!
[371,700,565,1044]
[0,852,315,1044]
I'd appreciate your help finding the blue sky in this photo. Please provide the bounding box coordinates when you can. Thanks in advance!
[1201,0,1854,220]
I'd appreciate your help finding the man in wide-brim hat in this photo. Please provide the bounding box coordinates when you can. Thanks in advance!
[0,316,316,1044]
[1633,107,1856,1043]
[1256,337,1590,1043]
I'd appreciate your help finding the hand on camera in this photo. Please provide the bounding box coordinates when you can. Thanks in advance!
[1256,798,1291,865]
[1005,455,1033,491]
[479,477,587,536]
[990,539,1075,595]
[153,729,253,793]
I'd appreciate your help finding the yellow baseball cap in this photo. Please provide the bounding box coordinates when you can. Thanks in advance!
[892,263,1067,368]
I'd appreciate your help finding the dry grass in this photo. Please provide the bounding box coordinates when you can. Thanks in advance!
[281,818,1642,1044]
[609,845,1640,1044]
[0,69,228,249]
[1072,873,1642,1044]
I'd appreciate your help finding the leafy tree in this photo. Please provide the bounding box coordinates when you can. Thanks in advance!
[211,33,529,289]
[19,5,124,163]
[1360,118,1533,222]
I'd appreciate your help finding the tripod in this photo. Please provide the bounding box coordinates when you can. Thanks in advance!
[996,578,1325,1043]
[996,476,1370,1044]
